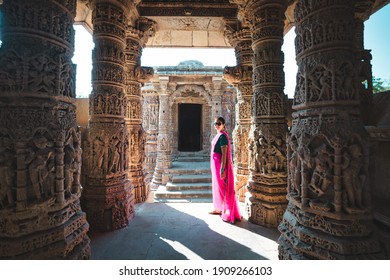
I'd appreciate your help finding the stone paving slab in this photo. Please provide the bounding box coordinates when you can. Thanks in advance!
[89,193,280,260]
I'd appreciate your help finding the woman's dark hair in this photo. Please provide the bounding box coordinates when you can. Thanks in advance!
[216,116,225,124]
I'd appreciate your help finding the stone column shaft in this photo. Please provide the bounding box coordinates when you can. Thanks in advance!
[355,0,375,125]
[245,0,288,227]
[0,0,90,259]
[278,0,384,259]
[142,90,159,187]
[83,0,133,231]
[152,78,173,187]
[224,26,253,202]
[124,22,154,203]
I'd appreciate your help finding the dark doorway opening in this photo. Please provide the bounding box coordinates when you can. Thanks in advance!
[178,103,202,151]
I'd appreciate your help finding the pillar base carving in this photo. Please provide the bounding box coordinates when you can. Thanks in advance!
[246,179,287,227]
[129,168,149,203]
[82,179,134,231]
[235,170,249,202]
[0,197,90,259]
[151,156,172,189]
[278,204,385,259]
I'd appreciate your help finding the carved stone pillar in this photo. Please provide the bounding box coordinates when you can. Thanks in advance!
[278,0,384,259]
[0,0,90,258]
[221,88,236,135]
[82,0,133,231]
[151,78,173,187]
[355,0,375,125]
[142,88,159,189]
[244,0,289,227]
[224,25,253,202]
[124,19,155,203]
[211,81,223,119]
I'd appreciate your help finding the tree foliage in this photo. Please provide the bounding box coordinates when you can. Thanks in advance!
[372,76,390,93]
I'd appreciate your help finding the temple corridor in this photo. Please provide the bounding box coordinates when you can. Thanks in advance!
[89,193,280,260]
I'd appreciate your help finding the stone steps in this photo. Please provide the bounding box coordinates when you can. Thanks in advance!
[175,152,209,162]
[154,186,212,203]
[176,156,206,162]
[154,157,212,203]
[166,181,211,191]
[171,174,211,184]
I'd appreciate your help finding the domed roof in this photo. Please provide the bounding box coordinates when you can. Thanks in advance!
[177,60,204,68]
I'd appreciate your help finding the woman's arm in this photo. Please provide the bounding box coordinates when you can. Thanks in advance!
[220,145,227,180]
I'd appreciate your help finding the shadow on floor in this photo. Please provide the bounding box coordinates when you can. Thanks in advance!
[89,202,280,260]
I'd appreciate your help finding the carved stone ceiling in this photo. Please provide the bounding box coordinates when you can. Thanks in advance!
[139,0,235,47]
[75,0,390,47]
[146,17,229,47]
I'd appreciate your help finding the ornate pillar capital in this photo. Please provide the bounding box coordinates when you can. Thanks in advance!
[155,77,169,92]
[355,0,376,20]
[212,77,223,90]
[223,66,243,86]
[135,66,154,85]
[128,17,157,46]
[224,23,251,47]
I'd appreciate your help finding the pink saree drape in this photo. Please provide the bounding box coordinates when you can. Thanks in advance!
[210,131,241,223]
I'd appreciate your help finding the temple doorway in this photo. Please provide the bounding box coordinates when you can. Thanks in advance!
[178,103,202,151]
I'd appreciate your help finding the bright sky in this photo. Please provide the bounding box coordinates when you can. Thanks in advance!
[363,4,390,82]
[73,4,389,98]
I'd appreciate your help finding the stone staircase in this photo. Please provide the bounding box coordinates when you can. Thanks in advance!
[153,152,212,202]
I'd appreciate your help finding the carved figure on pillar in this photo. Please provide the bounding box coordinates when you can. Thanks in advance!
[0,134,15,209]
[26,134,55,201]
[342,142,367,212]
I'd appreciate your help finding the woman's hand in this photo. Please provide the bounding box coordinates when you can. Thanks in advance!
[220,167,226,180]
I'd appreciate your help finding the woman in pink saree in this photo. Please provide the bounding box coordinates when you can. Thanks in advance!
[209,117,242,223]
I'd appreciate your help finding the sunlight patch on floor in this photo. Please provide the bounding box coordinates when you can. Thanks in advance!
[159,237,204,260]
[163,202,279,260]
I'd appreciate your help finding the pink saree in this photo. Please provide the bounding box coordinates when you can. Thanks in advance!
[210,131,241,223]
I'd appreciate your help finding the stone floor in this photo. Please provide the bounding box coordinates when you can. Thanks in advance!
[89,192,280,260]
